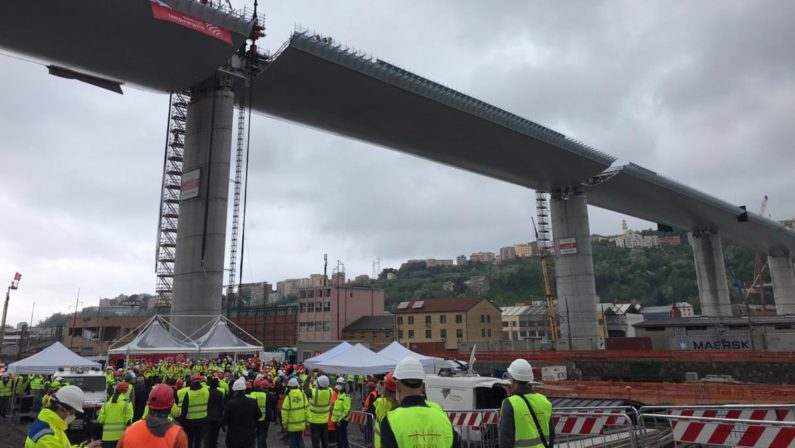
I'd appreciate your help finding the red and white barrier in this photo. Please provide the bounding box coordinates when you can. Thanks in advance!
[447,410,499,428]
[552,413,630,436]
[666,409,795,447]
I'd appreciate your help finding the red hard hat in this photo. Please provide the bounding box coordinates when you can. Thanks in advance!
[115,382,129,392]
[190,373,202,382]
[148,384,175,411]
[176,379,184,388]
[366,381,376,390]
[384,372,396,392]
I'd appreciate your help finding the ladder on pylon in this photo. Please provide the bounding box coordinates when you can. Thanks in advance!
[535,190,552,252]
[226,104,247,303]
[155,91,191,310]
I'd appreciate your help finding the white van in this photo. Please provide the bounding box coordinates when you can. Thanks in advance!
[425,375,510,411]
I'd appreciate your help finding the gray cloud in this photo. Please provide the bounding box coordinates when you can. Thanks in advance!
[1,0,793,324]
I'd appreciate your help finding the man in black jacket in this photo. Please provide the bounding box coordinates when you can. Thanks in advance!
[206,377,225,448]
[222,378,262,448]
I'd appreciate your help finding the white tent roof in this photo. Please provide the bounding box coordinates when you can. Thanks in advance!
[196,319,261,353]
[377,341,443,367]
[311,343,396,375]
[303,341,353,369]
[107,319,198,355]
[7,342,100,374]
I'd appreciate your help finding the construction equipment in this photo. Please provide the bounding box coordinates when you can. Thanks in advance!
[752,195,769,308]
[532,216,558,347]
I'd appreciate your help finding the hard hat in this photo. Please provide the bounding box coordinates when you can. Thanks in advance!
[317,375,329,388]
[366,381,376,390]
[175,379,184,389]
[287,378,299,388]
[232,378,247,391]
[336,377,346,384]
[148,384,175,411]
[384,372,397,392]
[393,357,425,381]
[105,367,112,371]
[115,382,129,392]
[53,385,85,413]
[506,358,535,382]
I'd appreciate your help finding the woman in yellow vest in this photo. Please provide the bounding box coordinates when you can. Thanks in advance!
[498,359,553,448]
[281,377,309,448]
[380,357,457,448]
[97,382,134,448]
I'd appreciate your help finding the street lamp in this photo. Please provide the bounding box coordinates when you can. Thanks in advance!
[0,272,22,355]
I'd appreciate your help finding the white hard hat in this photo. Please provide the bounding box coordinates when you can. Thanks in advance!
[393,357,425,381]
[54,385,85,413]
[288,378,299,388]
[507,359,534,382]
[336,377,346,384]
[317,375,329,388]
[232,378,247,392]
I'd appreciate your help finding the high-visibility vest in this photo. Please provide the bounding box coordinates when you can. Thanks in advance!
[15,376,30,396]
[247,391,268,422]
[385,401,453,448]
[30,375,44,391]
[281,388,309,433]
[332,391,350,423]
[117,419,185,448]
[504,393,552,448]
[98,396,133,441]
[308,387,332,424]
[0,378,13,397]
[141,403,181,421]
[374,397,397,448]
[185,387,209,420]
[328,391,338,431]
[24,408,73,448]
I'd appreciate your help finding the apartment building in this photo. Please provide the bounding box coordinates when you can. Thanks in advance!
[394,297,501,350]
[297,285,384,342]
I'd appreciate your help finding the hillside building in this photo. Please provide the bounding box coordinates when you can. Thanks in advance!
[394,297,501,351]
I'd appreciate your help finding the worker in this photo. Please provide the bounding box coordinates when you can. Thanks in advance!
[118,384,188,448]
[331,377,351,448]
[222,378,262,448]
[281,377,309,448]
[15,373,31,396]
[30,374,45,411]
[248,379,269,448]
[206,377,225,448]
[24,385,102,448]
[363,381,378,413]
[180,373,209,448]
[97,382,134,448]
[380,357,458,448]
[373,372,399,448]
[499,359,553,448]
[309,375,332,448]
[0,372,13,420]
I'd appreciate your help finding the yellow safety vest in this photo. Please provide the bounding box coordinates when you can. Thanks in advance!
[385,401,453,448]
[15,376,30,396]
[24,408,72,448]
[332,391,350,423]
[247,391,268,422]
[281,388,309,433]
[309,388,332,425]
[185,387,210,420]
[142,403,181,421]
[98,396,133,441]
[30,376,44,391]
[374,397,397,448]
[504,393,552,448]
[0,378,13,397]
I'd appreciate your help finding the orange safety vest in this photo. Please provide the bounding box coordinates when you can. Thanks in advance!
[328,391,338,431]
[117,419,186,448]
[364,391,378,412]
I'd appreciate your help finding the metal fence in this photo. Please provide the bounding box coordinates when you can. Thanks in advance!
[347,410,375,448]
[638,412,795,447]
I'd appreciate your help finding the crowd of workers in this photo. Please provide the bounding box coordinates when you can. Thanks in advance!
[12,355,552,448]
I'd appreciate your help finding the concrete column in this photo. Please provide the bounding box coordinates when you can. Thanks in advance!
[171,86,234,338]
[688,231,732,316]
[768,255,795,315]
[551,189,601,350]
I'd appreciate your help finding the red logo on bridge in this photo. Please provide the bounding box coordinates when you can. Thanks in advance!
[150,1,233,45]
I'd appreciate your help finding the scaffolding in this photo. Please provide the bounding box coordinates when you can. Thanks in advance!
[535,190,552,252]
[227,104,247,302]
[155,91,191,310]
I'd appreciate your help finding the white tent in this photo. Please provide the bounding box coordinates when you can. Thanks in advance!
[377,341,443,367]
[303,341,353,369]
[196,319,261,353]
[311,343,396,375]
[107,318,198,355]
[7,342,100,374]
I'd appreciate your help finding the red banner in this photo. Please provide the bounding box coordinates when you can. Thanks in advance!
[150,1,232,45]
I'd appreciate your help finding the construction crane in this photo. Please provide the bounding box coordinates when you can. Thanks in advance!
[532,216,558,348]
[751,195,769,308]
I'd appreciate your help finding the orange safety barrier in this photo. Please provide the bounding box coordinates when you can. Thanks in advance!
[542,380,795,406]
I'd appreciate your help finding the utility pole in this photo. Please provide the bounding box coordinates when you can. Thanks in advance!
[69,289,82,349]
[26,302,34,352]
[0,272,21,355]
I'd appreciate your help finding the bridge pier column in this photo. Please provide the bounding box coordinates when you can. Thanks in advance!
[550,189,602,350]
[688,230,732,316]
[171,85,234,338]
[768,255,795,315]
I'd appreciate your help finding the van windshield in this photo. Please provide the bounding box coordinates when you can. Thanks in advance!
[58,376,106,393]
[475,384,507,409]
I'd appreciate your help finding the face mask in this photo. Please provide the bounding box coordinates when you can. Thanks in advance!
[64,413,76,425]
[336,385,343,392]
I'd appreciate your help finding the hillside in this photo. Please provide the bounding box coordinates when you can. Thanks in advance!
[373,240,764,312]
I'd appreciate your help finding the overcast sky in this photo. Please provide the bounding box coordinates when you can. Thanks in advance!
[1,0,793,326]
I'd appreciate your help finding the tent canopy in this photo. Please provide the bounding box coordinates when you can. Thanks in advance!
[7,342,100,374]
[377,341,442,367]
[196,319,261,353]
[303,341,353,369]
[108,319,198,355]
[311,343,396,375]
